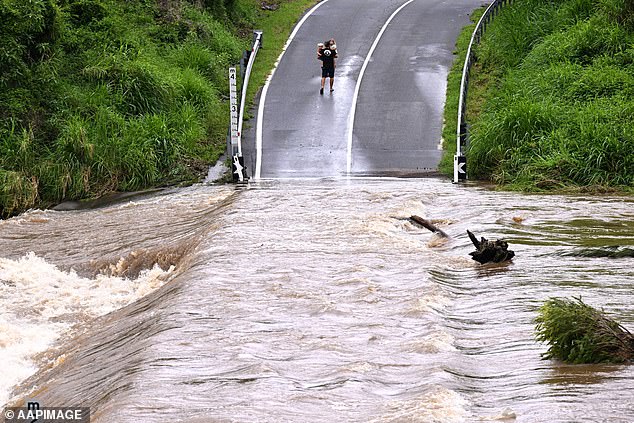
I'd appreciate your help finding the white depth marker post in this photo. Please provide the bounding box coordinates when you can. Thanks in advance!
[229,67,243,182]
[229,67,239,154]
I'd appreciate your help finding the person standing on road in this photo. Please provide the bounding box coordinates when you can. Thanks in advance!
[318,38,337,95]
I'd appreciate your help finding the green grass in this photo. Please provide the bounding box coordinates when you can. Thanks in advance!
[535,297,634,364]
[442,0,634,193]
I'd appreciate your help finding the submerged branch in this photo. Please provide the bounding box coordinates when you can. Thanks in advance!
[409,215,449,237]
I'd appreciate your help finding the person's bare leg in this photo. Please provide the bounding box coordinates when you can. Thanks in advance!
[329,77,334,92]
[320,77,325,94]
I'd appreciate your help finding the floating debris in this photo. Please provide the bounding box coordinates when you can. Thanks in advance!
[409,215,448,237]
[467,230,515,264]
[535,297,634,364]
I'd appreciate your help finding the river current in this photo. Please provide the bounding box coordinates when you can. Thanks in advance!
[1,178,633,422]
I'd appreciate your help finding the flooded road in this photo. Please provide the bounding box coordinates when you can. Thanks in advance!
[1,178,633,422]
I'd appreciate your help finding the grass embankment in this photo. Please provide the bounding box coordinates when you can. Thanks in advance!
[0,0,318,218]
[441,0,634,193]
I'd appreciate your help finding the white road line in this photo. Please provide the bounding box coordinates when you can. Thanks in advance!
[346,0,415,174]
[255,0,331,180]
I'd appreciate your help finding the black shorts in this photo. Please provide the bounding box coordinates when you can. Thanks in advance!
[321,67,335,78]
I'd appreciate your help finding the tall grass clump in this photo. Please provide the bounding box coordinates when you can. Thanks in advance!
[535,297,634,364]
[445,0,634,192]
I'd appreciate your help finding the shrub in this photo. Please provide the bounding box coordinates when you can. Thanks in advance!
[535,297,634,364]
[68,0,108,26]
[0,0,60,80]
[0,170,39,217]
[83,56,172,116]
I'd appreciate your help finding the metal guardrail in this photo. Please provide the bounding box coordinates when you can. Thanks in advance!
[237,31,262,157]
[454,0,511,183]
[228,30,263,182]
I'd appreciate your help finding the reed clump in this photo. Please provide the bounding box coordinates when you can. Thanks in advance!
[535,297,634,364]
[443,0,634,192]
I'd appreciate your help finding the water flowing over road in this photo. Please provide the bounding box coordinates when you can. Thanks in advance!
[243,0,482,178]
[2,0,634,420]
[2,179,633,422]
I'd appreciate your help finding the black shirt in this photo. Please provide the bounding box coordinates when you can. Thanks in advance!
[320,48,337,69]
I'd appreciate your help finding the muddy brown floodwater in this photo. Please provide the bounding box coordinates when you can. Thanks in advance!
[1,178,633,422]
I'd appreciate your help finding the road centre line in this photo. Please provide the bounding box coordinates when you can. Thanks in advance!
[346,0,415,174]
[255,0,331,180]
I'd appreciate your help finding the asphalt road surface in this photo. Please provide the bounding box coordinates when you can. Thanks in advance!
[242,0,484,179]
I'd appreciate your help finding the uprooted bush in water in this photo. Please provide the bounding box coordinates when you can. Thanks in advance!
[535,297,634,364]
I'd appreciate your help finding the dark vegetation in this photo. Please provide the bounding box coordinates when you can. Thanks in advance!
[442,0,634,193]
[535,297,634,363]
[0,0,257,217]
